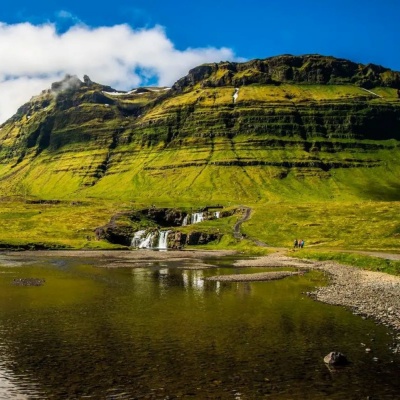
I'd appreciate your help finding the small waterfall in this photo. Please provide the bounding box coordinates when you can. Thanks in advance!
[131,230,146,247]
[233,87,239,103]
[182,215,189,226]
[138,232,156,249]
[158,230,170,250]
[214,211,220,219]
[191,212,204,224]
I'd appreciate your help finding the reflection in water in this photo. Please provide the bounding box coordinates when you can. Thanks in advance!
[0,362,29,399]
[0,256,399,399]
[181,269,204,291]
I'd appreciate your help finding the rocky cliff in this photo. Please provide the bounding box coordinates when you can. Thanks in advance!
[0,54,400,203]
[170,54,400,92]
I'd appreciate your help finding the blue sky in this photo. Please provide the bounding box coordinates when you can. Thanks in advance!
[0,0,399,122]
[4,0,400,68]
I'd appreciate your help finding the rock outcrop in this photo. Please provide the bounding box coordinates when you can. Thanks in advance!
[171,55,400,93]
[94,208,226,247]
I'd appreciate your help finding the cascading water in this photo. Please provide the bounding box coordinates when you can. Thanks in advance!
[138,232,156,249]
[158,230,170,250]
[191,212,204,224]
[131,230,146,247]
[182,215,189,226]
[233,87,239,103]
[214,211,220,219]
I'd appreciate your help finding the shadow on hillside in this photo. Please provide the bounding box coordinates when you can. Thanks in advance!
[358,182,400,201]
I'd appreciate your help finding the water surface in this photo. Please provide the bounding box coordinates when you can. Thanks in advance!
[0,254,399,399]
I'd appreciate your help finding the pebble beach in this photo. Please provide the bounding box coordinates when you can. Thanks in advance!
[234,253,400,335]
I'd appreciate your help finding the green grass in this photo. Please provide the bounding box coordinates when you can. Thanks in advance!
[0,199,127,249]
[0,81,400,253]
[0,197,398,254]
[241,201,400,251]
[293,250,400,276]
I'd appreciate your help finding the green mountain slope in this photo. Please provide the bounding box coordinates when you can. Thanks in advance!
[0,54,400,204]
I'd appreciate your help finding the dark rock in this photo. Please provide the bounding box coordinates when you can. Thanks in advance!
[323,351,349,366]
[185,231,221,246]
[94,224,136,246]
[170,55,400,94]
[51,74,82,93]
[143,208,186,226]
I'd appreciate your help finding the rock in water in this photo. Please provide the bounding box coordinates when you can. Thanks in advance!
[323,351,349,366]
[12,278,45,286]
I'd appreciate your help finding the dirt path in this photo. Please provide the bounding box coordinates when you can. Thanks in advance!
[233,206,270,246]
[233,206,251,239]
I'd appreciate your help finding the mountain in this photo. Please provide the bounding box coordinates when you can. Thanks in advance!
[1,54,400,204]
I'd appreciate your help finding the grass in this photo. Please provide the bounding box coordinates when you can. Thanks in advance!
[241,201,400,251]
[1,81,399,204]
[0,198,126,249]
[293,250,400,276]
[0,197,399,254]
[0,82,399,254]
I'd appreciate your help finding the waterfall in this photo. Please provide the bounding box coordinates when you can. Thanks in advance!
[182,215,189,226]
[158,230,170,250]
[191,212,204,224]
[131,230,145,247]
[138,232,156,249]
[214,211,220,219]
[233,88,239,103]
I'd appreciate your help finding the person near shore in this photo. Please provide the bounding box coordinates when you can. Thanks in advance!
[300,239,305,248]
[294,239,298,248]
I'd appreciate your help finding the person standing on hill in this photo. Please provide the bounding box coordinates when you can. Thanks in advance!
[294,239,298,248]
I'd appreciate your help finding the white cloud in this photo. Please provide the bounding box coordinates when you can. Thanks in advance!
[0,21,237,123]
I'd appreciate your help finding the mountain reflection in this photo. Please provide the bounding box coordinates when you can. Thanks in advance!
[144,266,252,294]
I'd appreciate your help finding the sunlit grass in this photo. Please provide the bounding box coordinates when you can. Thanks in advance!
[294,250,400,276]
[0,197,399,253]
[241,201,400,251]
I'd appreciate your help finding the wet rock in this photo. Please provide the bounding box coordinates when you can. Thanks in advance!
[185,231,221,246]
[323,351,349,366]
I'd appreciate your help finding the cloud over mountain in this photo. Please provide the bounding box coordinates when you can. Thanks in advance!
[0,21,236,123]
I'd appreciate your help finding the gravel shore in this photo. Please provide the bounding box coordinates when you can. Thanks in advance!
[0,249,235,260]
[206,271,301,282]
[0,249,235,269]
[234,253,400,335]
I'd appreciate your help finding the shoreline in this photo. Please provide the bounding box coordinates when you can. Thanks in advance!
[234,253,400,336]
[1,249,399,337]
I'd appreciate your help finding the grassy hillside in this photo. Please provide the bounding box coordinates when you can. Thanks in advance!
[0,55,399,250]
[1,82,399,203]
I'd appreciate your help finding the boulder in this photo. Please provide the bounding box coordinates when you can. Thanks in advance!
[323,351,349,366]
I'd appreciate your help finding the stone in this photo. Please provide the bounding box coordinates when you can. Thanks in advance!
[323,351,349,366]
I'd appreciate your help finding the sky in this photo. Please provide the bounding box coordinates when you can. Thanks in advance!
[0,0,399,123]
